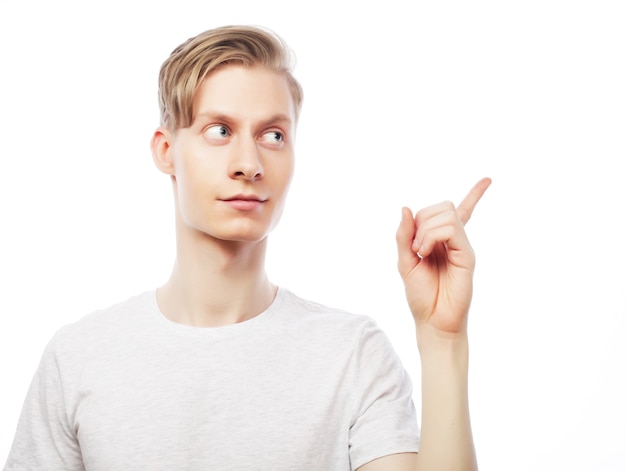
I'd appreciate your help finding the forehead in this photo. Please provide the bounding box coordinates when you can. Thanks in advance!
[192,65,296,124]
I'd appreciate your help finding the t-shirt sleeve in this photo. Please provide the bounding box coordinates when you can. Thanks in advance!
[4,331,85,471]
[348,319,420,470]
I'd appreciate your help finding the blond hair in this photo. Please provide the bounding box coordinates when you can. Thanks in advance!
[158,25,303,131]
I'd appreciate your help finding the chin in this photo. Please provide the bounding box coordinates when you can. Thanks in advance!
[222,232,269,243]
[208,225,272,244]
[215,216,282,243]
[185,214,279,245]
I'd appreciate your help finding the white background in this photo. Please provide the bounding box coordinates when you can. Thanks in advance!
[1,0,625,469]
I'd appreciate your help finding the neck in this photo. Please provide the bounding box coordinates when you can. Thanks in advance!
[157,222,275,327]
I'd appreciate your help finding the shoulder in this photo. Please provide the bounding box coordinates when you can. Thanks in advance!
[278,288,372,321]
[48,290,155,357]
[276,288,384,342]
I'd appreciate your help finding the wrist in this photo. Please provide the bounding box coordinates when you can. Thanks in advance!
[415,323,470,360]
[417,325,471,396]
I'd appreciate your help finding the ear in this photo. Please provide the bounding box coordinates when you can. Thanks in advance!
[150,126,175,175]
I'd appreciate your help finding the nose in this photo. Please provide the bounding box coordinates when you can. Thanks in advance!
[229,136,264,181]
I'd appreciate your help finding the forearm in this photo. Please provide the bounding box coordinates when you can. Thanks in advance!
[415,326,477,471]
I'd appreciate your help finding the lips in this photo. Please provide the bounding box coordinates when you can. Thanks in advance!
[220,194,267,211]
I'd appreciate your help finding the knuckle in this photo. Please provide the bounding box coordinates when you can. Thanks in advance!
[414,208,427,223]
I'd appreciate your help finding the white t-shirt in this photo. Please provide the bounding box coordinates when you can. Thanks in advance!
[5,288,419,470]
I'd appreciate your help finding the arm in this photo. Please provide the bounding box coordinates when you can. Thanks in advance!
[358,178,491,471]
[4,334,84,471]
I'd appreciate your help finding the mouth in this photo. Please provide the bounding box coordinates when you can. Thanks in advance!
[220,194,267,211]
[222,194,267,202]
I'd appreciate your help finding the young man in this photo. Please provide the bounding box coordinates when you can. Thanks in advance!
[5,25,490,470]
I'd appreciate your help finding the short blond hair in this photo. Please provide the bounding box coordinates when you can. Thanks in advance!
[158,25,303,131]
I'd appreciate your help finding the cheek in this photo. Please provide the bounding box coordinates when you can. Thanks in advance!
[281,165,294,191]
[275,156,295,192]
[175,159,216,210]
[177,165,197,199]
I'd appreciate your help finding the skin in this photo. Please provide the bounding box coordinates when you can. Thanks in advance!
[151,63,491,469]
[150,65,296,327]
[359,177,491,470]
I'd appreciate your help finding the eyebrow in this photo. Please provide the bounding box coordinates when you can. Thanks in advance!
[194,111,293,129]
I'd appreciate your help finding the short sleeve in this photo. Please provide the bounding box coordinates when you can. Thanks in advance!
[348,319,420,470]
[4,332,85,471]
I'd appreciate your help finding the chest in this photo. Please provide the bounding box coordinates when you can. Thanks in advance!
[72,339,356,470]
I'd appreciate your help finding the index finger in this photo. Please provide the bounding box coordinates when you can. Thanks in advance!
[457,177,492,225]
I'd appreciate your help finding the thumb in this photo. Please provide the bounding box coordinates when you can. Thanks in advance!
[396,207,420,278]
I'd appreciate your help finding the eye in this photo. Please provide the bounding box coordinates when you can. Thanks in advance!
[204,125,230,141]
[260,130,284,146]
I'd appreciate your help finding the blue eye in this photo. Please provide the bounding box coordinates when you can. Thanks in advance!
[260,131,284,144]
[205,125,230,140]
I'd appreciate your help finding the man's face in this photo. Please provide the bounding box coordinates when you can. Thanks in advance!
[166,65,296,244]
